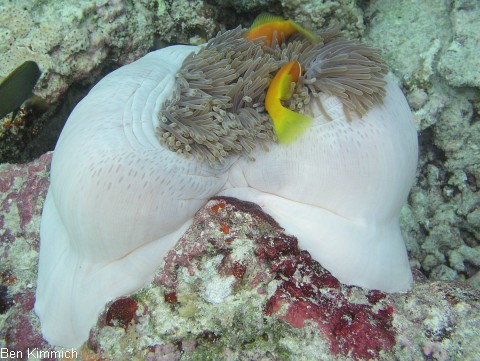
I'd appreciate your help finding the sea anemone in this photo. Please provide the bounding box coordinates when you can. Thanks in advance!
[158,27,387,163]
[35,25,417,348]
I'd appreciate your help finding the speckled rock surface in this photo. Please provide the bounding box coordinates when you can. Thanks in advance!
[0,0,222,164]
[437,0,480,88]
[1,0,153,104]
[281,0,364,38]
[363,0,480,285]
[1,155,480,360]
[211,0,364,38]
[0,0,224,105]
[1,0,157,163]
[0,153,51,358]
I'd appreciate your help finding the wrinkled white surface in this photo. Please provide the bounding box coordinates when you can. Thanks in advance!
[35,45,418,348]
[221,78,418,292]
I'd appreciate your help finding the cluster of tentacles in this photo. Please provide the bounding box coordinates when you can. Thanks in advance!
[157,26,387,164]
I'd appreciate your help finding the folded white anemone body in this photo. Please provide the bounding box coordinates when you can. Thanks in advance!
[35,45,418,348]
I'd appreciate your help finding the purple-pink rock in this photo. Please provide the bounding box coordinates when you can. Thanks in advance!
[0,153,52,359]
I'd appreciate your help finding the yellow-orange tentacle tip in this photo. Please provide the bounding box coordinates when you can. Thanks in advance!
[265,61,312,144]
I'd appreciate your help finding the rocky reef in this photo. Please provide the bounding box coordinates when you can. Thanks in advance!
[1,0,480,359]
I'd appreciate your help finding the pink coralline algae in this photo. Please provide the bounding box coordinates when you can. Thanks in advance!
[5,313,52,360]
[258,235,396,360]
[155,196,280,291]
[0,152,51,242]
[105,297,138,330]
[145,340,197,361]
[156,196,396,360]
[1,153,53,359]
[155,197,279,290]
